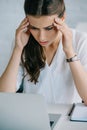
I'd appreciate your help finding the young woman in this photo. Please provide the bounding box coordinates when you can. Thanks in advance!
[0,0,87,104]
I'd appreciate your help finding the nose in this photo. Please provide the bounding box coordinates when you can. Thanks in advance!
[38,30,46,42]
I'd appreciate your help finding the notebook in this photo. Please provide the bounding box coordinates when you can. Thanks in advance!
[0,92,61,130]
[70,103,87,122]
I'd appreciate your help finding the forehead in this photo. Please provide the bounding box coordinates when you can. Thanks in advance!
[27,15,57,28]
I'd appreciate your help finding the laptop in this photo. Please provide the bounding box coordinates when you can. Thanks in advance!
[0,92,61,130]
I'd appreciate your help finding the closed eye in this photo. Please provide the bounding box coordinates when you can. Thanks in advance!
[29,24,54,31]
[45,26,54,31]
[29,26,38,30]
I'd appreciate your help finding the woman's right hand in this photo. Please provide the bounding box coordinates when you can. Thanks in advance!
[15,17,30,52]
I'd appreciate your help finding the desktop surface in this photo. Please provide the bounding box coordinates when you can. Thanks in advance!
[47,103,87,130]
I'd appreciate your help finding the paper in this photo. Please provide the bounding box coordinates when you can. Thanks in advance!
[70,103,87,122]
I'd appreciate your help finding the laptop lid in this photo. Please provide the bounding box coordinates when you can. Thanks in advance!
[0,92,51,130]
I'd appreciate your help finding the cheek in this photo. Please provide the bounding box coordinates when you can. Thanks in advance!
[47,30,58,39]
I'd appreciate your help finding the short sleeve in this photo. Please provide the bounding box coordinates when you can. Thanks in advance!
[79,35,87,71]
[74,31,87,72]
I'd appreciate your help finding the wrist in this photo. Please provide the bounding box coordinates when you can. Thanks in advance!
[14,45,23,55]
[66,54,80,62]
[13,46,22,56]
[65,49,76,59]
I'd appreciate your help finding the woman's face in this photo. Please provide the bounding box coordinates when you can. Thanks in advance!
[27,14,60,46]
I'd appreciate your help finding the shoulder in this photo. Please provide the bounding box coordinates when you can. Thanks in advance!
[71,28,87,41]
[70,28,87,49]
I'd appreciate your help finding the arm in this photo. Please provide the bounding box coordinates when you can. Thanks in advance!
[0,17,30,92]
[0,47,22,92]
[69,60,87,105]
[54,17,87,105]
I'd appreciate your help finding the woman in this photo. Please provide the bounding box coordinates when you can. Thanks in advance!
[0,0,87,104]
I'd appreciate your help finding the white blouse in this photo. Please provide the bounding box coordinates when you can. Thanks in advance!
[16,29,87,104]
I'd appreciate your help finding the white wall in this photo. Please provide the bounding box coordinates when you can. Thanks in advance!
[65,0,87,28]
[0,0,87,75]
[0,0,25,75]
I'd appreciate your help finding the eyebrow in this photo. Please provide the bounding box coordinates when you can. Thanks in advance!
[29,24,54,29]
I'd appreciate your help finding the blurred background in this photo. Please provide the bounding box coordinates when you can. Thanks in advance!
[0,0,87,75]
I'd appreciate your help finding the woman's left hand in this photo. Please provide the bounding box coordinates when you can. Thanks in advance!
[54,17,75,58]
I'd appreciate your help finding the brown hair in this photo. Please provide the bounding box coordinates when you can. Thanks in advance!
[21,0,65,84]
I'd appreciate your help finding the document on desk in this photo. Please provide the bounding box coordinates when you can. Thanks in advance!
[70,103,87,122]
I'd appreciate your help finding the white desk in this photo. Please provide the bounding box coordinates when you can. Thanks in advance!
[47,104,87,130]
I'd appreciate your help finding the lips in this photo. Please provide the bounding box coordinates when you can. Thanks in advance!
[39,41,48,45]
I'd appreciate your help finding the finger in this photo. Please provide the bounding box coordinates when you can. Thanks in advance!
[54,18,68,32]
[16,27,28,35]
[17,22,30,34]
[53,22,66,35]
[53,17,65,31]
[53,22,60,30]
[20,17,28,26]
[54,17,64,26]
[19,22,29,29]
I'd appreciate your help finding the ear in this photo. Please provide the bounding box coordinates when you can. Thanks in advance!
[61,12,66,21]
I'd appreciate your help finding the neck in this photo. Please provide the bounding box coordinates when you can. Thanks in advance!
[43,32,62,65]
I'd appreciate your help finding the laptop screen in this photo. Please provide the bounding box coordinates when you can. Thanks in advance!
[0,93,51,130]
